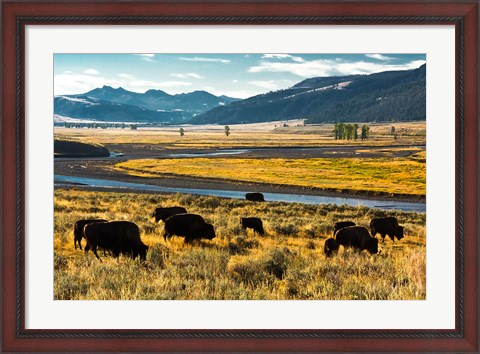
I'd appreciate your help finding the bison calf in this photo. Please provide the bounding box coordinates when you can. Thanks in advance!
[73,219,107,250]
[240,217,265,236]
[333,221,356,236]
[151,206,187,223]
[370,216,404,242]
[84,221,148,261]
[324,238,340,257]
[245,192,265,202]
[335,226,378,254]
[163,213,215,244]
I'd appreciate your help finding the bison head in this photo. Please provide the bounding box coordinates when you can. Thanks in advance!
[204,223,216,240]
[395,226,404,240]
[368,237,379,254]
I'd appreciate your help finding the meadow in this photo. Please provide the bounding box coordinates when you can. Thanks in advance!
[54,121,426,149]
[54,189,426,300]
[115,153,426,197]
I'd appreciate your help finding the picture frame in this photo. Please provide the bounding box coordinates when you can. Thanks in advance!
[2,0,478,352]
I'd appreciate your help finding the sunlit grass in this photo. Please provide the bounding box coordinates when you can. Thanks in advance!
[115,156,426,196]
[54,189,426,300]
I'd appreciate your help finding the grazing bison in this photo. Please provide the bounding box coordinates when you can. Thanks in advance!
[335,226,378,254]
[370,217,404,242]
[83,221,148,261]
[240,217,265,236]
[324,238,340,257]
[73,219,107,250]
[151,206,187,223]
[245,192,265,202]
[333,221,356,236]
[163,213,215,243]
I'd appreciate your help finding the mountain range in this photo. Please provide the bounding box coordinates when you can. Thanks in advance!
[191,64,426,124]
[54,64,426,125]
[54,87,239,124]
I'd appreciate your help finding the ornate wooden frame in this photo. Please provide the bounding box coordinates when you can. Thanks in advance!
[2,1,478,352]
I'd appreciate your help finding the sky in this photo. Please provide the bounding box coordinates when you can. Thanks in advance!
[54,53,426,99]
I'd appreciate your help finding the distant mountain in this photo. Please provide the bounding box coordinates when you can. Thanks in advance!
[83,86,237,116]
[191,64,426,124]
[54,96,186,123]
[54,86,239,124]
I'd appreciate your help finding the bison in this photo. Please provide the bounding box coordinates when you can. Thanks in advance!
[151,206,187,223]
[370,216,404,242]
[83,221,148,261]
[324,238,340,257]
[245,192,265,202]
[333,221,356,236]
[335,226,378,254]
[163,213,215,243]
[240,217,265,236]
[73,219,107,250]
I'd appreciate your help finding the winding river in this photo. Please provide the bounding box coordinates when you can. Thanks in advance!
[55,174,426,213]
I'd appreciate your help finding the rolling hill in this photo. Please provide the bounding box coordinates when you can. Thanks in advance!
[191,64,426,124]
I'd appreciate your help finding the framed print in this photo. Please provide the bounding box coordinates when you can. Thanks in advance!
[2,1,478,352]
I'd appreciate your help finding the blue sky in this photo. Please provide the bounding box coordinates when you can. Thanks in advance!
[54,53,426,99]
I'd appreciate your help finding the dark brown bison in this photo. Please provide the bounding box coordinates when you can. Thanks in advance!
[335,226,378,254]
[163,213,215,243]
[370,217,404,242]
[73,219,107,250]
[324,238,340,257]
[245,192,265,202]
[333,221,356,236]
[240,217,265,235]
[83,221,148,261]
[151,206,187,223]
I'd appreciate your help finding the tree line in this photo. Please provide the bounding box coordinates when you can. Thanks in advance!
[334,123,369,140]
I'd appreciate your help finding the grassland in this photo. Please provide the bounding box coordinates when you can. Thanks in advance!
[114,153,426,196]
[54,121,426,149]
[54,189,426,300]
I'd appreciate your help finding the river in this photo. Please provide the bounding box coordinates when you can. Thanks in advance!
[54,174,426,213]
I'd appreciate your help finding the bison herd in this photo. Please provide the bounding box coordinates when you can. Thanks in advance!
[323,217,405,257]
[72,191,405,262]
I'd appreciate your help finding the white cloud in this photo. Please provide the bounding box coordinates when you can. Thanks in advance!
[54,72,123,95]
[248,80,280,90]
[262,54,305,62]
[248,59,425,78]
[134,54,156,62]
[171,73,204,79]
[365,54,394,61]
[118,73,134,79]
[232,80,239,83]
[179,56,230,63]
[84,69,99,75]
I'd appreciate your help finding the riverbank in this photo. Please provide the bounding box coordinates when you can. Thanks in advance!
[54,158,425,204]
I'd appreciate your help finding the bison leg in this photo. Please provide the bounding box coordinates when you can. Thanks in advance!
[91,245,102,261]
[388,234,395,242]
[380,234,386,243]
[163,231,170,242]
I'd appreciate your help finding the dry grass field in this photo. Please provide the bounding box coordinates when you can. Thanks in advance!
[54,121,426,149]
[54,189,426,300]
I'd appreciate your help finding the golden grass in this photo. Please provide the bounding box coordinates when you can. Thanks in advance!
[115,156,426,196]
[54,121,426,149]
[54,189,426,300]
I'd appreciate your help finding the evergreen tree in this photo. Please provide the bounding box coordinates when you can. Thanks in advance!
[224,126,230,137]
[179,127,185,137]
